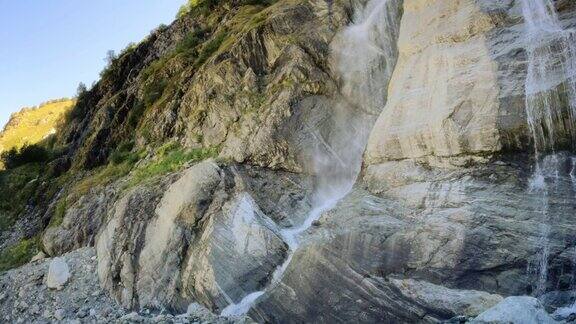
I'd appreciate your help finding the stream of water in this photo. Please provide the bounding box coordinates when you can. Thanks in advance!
[220,0,400,316]
[520,0,576,295]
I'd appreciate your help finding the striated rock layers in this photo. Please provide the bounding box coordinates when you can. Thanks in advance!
[96,160,305,313]
[252,0,576,322]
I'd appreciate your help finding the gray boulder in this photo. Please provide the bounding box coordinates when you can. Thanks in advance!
[471,296,558,324]
[45,257,71,290]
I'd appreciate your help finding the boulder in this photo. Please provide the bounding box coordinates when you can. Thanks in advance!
[389,278,503,318]
[45,257,70,290]
[471,296,558,324]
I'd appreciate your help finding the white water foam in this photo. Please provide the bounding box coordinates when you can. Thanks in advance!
[521,0,576,295]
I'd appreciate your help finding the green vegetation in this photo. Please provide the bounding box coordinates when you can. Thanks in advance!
[138,0,279,127]
[0,164,42,231]
[0,0,287,274]
[48,159,135,228]
[126,143,219,188]
[109,141,141,165]
[143,79,168,109]
[0,99,74,156]
[127,101,147,128]
[49,197,68,228]
[177,0,219,18]
[175,29,206,59]
[194,29,228,68]
[50,142,219,224]
[177,0,275,18]
[1,144,51,170]
[0,237,38,272]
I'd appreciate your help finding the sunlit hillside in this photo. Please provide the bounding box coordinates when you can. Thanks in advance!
[0,98,75,152]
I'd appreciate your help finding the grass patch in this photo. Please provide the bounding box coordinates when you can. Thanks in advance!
[0,164,42,231]
[48,197,67,228]
[0,237,38,272]
[142,78,168,109]
[194,29,228,68]
[126,144,219,188]
[175,29,206,60]
[109,141,142,165]
[72,162,134,202]
[50,143,218,223]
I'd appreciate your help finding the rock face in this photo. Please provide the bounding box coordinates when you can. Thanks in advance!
[388,278,503,318]
[250,0,576,322]
[96,160,309,313]
[365,0,527,163]
[359,0,576,298]
[43,187,116,256]
[57,0,354,173]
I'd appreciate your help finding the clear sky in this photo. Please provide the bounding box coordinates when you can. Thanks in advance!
[0,0,185,128]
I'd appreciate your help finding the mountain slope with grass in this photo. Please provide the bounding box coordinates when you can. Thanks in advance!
[0,98,74,154]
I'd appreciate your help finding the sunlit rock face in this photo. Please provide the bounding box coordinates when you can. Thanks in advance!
[366,0,524,165]
[248,1,576,322]
[96,160,310,313]
[358,0,576,315]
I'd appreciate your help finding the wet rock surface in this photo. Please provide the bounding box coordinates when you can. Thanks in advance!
[96,160,310,313]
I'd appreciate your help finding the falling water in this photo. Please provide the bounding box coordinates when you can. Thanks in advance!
[521,0,576,295]
[220,0,401,316]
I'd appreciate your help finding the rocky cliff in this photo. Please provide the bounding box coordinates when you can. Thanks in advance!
[1,0,576,323]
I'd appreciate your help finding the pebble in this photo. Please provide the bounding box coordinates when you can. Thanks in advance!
[31,251,47,263]
[30,304,40,315]
[54,309,65,321]
[76,308,88,318]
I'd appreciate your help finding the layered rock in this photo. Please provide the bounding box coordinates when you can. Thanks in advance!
[58,0,355,173]
[250,0,576,322]
[358,0,576,313]
[96,160,311,313]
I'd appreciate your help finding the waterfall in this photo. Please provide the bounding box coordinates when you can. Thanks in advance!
[522,0,576,153]
[520,0,576,296]
[219,0,401,316]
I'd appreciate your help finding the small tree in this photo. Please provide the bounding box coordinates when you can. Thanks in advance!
[76,82,87,96]
[105,50,117,65]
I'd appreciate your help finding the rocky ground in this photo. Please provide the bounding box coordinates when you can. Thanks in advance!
[0,246,572,324]
[0,248,253,323]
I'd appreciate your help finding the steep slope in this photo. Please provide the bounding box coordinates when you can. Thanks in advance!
[0,98,74,153]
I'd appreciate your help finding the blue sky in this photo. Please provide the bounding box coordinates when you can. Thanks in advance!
[0,0,185,128]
